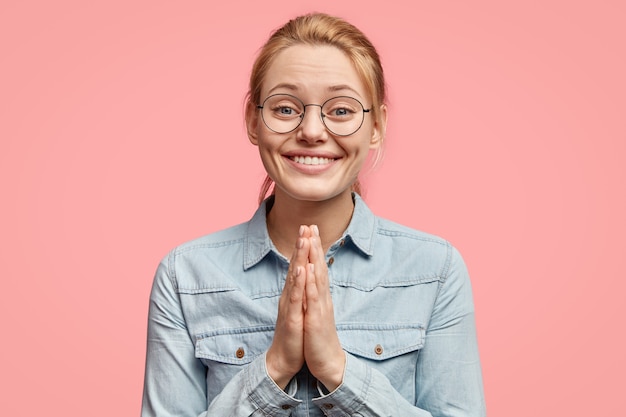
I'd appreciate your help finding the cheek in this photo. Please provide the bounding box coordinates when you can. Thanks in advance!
[353,132,377,155]
[255,135,284,166]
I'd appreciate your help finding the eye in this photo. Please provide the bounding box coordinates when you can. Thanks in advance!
[270,103,301,119]
[323,97,363,121]
[266,96,303,119]
[277,106,295,115]
[325,103,358,119]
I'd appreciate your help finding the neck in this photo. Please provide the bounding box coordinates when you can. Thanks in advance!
[266,189,355,257]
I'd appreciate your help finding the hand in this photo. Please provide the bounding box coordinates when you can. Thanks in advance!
[302,226,346,391]
[266,226,311,389]
[267,225,346,391]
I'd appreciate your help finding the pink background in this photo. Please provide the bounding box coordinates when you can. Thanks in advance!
[1,0,624,415]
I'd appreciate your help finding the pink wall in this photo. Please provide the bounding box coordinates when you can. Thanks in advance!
[1,1,624,415]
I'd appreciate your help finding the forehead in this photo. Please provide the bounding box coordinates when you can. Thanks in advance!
[262,44,368,101]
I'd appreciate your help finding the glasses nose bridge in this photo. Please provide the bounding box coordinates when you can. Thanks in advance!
[300,102,326,129]
[302,103,324,118]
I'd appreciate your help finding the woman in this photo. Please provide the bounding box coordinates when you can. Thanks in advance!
[142,13,485,417]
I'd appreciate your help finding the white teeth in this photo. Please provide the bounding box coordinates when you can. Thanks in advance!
[291,156,334,165]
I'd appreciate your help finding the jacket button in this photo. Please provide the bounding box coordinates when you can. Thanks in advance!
[328,257,334,265]
[235,347,245,359]
[281,404,292,410]
[323,403,334,409]
[374,344,383,355]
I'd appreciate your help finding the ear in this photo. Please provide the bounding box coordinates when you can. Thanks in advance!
[369,103,387,150]
[245,101,260,145]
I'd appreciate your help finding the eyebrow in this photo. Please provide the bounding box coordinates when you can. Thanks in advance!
[267,83,363,99]
[326,84,362,97]
[267,83,299,95]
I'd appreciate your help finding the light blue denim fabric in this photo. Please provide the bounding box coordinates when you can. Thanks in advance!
[142,194,485,417]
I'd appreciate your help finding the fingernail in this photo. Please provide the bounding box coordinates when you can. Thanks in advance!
[308,264,315,273]
[297,238,304,249]
[295,266,302,277]
[312,225,319,236]
[299,225,305,236]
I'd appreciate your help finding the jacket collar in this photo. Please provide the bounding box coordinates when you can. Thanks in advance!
[243,193,376,270]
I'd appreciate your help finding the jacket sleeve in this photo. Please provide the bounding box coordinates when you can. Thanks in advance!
[141,257,301,417]
[310,246,486,417]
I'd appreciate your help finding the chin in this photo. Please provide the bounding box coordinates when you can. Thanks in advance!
[277,182,353,203]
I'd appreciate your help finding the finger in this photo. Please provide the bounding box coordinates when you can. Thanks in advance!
[297,225,313,311]
[307,232,328,288]
[300,224,312,239]
[279,265,302,312]
[304,263,319,304]
[288,265,305,304]
[283,232,310,309]
[307,225,322,263]
[282,227,311,311]
[286,226,310,285]
[293,232,311,270]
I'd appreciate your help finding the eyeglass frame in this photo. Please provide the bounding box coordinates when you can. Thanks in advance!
[256,93,372,137]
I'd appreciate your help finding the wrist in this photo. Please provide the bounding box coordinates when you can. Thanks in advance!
[316,351,346,392]
[265,350,295,390]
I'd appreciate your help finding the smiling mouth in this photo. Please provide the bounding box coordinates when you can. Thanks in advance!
[290,156,336,165]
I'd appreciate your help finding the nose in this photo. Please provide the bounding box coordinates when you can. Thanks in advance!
[297,104,328,143]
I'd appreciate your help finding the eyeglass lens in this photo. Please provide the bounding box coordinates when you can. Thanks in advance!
[260,94,367,136]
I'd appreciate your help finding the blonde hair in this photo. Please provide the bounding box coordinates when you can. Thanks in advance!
[246,13,387,204]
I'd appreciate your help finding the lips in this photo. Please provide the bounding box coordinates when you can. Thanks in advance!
[290,155,336,166]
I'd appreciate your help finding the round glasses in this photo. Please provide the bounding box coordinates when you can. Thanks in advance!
[257,94,371,137]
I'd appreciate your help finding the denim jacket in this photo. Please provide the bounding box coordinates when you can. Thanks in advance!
[141,194,485,416]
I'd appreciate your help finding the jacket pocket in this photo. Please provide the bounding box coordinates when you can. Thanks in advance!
[338,323,425,400]
[194,326,274,401]
[338,323,425,360]
[195,325,275,365]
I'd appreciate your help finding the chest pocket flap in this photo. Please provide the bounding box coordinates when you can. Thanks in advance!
[195,326,275,365]
[338,323,425,360]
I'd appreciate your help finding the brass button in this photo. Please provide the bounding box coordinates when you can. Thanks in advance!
[374,344,383,355]
[339,239,345,246]
[328,257,334,265]
[235,347,245,359]
[323,403,334,409]
[281,404,292,410]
